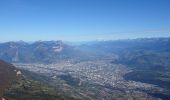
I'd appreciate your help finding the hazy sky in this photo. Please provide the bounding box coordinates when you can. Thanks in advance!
[0,0,170,41]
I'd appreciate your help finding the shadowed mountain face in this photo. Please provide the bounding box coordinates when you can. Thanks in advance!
[0,60,17,96]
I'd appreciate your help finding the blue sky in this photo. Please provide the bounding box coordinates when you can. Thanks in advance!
[0,0,170,41]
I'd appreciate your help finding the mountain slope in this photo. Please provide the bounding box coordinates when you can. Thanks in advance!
[0,60,81,100]
[0,60,17,96]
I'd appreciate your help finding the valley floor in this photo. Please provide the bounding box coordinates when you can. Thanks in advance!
[10,60,166,100]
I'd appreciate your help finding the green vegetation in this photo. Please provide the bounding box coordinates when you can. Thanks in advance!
[3,74,81,100]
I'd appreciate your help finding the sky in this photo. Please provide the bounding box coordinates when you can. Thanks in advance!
[0,0,170,42]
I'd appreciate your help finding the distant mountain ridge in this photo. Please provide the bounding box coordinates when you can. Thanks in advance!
[0,37,170,63]
[78,37,170,70]
[0,41,81,63]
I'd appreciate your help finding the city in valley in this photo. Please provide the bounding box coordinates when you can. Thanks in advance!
[14,60,163,100]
